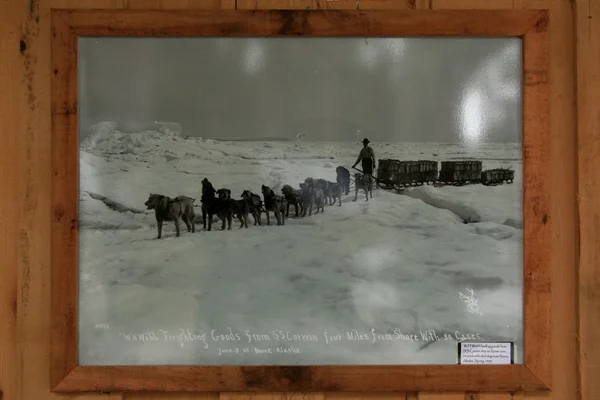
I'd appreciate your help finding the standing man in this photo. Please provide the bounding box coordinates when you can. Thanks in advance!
[352,138,376,179]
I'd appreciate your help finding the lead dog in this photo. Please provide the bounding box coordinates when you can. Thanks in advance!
[353,173,372,202]
[144,193,196,239]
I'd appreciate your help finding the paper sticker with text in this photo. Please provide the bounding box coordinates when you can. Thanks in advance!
[458,342,514,364]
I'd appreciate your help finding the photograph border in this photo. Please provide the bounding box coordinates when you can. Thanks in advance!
[50,8,551,393]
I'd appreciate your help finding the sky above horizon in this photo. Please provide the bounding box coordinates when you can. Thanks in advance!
[78,37,522,144]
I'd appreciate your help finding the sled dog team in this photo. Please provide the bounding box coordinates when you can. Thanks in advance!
[144,166,374,239]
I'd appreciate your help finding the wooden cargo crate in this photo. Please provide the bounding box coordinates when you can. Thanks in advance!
[378,159,402,171]
[418,160,439,181]
[377,159,402,182]
[439,160,482,183]
[440,160,482,171]
[481,168,515,185]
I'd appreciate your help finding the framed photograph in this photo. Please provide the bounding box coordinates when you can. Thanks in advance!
[51,8,551,393]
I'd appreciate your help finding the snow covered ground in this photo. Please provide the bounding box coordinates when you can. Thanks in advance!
[78,121,524,366]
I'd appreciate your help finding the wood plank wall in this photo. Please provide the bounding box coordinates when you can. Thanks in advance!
[576,0,600,399]
[0,0,596,400]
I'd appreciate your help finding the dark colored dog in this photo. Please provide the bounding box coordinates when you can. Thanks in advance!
[299,183,324,216]
[261,185,286,226]
[144,193,195,239]
[281,184,303,217]
[316,179,333,205]
[201,178,232,231]
[353,173,373,202]
[304,177,316,188]
[241,190,263,226]
[201,177,216,230]
[336,166,351,195]
[217,188,249,229]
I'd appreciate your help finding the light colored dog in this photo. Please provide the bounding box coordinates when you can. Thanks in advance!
[353,173,373,202]
[310,187,326,214]
[144,194,195,239]
[329,182,343,206]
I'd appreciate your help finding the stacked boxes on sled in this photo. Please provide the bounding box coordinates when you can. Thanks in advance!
[439,161,482,183]
[377,159,439,185]
[377,159,404,185]
[481,168,514,185]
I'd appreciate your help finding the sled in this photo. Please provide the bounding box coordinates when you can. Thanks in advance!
[481,167,515,186]
[372,160,437,191]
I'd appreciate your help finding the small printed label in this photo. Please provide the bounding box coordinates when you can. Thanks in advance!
[458,342,514,364]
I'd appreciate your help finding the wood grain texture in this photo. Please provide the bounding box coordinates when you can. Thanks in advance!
[324,394,406,400]
[417,392,521,400]
[416,393,466,400]
[221,393,325,400]
[236,0,320,9]
[576,1,600,400]
[17,0,51,398]
[412,0,430,9]
[515,0,579,400]
[125,394,220,400]
[52,364,548,392]
[0,1,23,400]
[18,0,107,398]
[235,0,425,10]
[55,9,544,36]
[521,7,552,390]
[0,0,119,398]
[514,0,580,398]
[50,0,232,8]
[432,0,514,9]
[50,10,79,390]
[474,394,513,400]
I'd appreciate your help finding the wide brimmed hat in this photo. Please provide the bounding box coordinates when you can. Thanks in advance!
[362,138,370,144]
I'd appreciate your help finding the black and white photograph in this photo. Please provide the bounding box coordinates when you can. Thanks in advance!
[77,36,524,366]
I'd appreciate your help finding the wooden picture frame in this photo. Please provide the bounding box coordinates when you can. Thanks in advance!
[50,8,551,393]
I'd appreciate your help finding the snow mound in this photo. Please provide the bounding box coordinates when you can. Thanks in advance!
[85,191,145,214]
[153,121,183,137]
[503,218,523,229]
[470,221,519,241]
[79,150,124,178]
[81,121,185,153]
[79,191,148,230]
[81,121,117,150]
[402,186,482,223]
